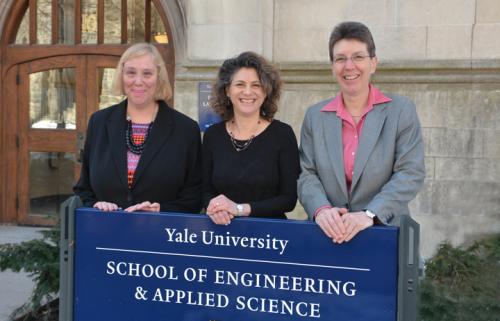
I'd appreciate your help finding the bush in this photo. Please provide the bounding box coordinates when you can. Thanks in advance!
[0,227,59,320]
[419,234,500,321]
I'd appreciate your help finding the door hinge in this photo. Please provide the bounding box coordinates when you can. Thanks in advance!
[16,135,20,148]
[16,74,20,85]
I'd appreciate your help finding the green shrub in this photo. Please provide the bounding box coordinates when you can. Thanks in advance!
[0,227,59,320]
[419,234,500,321]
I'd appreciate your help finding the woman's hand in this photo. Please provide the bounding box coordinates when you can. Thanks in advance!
[207,210,234,225]
[124,201,160,213]
[93,201,120,212]
[207,194,238,215]
[341,211,374,242]
[315,207,348,243]
[206,195,237,225]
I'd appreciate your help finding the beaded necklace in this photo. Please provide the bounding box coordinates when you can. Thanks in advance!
[125,119,153,155]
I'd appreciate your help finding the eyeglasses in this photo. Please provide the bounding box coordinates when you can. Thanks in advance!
[333,53,372,65]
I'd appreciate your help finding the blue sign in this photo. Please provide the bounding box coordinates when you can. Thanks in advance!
[198,81,221,132]
[74,208,398,320]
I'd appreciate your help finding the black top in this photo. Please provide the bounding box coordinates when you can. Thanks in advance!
[73,99,202,213]
[202,120,300,219]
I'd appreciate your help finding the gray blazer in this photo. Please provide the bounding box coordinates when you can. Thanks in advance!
[298,94,425,225]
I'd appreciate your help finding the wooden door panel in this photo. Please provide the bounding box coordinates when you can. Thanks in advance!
[17,56,85,225]
[16,54,123,225]
[86,55,121,118]
[28,130,77,151]
[1,65,20,223]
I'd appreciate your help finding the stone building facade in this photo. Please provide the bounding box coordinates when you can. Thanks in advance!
[0,0,499,258]
[174,0,500,258]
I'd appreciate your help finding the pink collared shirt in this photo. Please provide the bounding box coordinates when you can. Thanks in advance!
[314,85,391,218]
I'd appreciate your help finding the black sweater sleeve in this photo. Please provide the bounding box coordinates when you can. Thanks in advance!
[249,124,300,217]
[201,125,218,209]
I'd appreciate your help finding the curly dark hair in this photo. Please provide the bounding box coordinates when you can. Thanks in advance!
[210,51,282,121]
[328,21,376,63]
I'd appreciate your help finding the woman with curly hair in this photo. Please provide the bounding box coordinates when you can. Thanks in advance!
[202,51,300,225]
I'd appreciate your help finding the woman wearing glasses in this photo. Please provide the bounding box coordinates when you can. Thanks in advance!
[298,21,425,243]
[74,43,202,214]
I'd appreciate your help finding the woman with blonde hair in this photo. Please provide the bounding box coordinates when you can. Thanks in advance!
[75,43,202,213]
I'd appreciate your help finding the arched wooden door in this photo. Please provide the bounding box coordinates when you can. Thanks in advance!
[0,0,175,225]
[15,55,120,225]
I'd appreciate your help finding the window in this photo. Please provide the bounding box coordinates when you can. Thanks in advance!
[14,0,169,45]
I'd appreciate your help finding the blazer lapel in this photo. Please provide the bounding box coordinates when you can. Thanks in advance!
[132,101,174,187]
[322,112,349,200]
[106,100,129,189]
[351,105,388,192]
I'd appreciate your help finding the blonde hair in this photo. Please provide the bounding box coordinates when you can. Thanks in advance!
[113,43,172,101]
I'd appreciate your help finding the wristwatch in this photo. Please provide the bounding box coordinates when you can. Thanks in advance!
[364,210,376,219]
[236,204,244,216]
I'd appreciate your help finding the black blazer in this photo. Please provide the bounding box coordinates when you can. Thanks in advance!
[74,100,202,213]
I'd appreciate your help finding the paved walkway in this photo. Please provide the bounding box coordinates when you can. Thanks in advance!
[0,226,48,321]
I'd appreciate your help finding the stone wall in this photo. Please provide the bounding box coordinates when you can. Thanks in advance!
[0,0,498,258]
[186,0,273,60]
[175,0,500,258]
[183,0,500,62]
[274,0,500,62]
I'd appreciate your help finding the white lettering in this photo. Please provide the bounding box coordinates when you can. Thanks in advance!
[343,282,357,296]
[152,288,229,308]
[183,268,208,283]
[201,231,289,255]
[213,270,356,296]
[106,261,115,274]
[235,296,321,318]
[104,261,178,280]
[164,228,197,244]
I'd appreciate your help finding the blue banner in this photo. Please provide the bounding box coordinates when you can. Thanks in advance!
[74,208,398,320]
[198,81,221,132]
